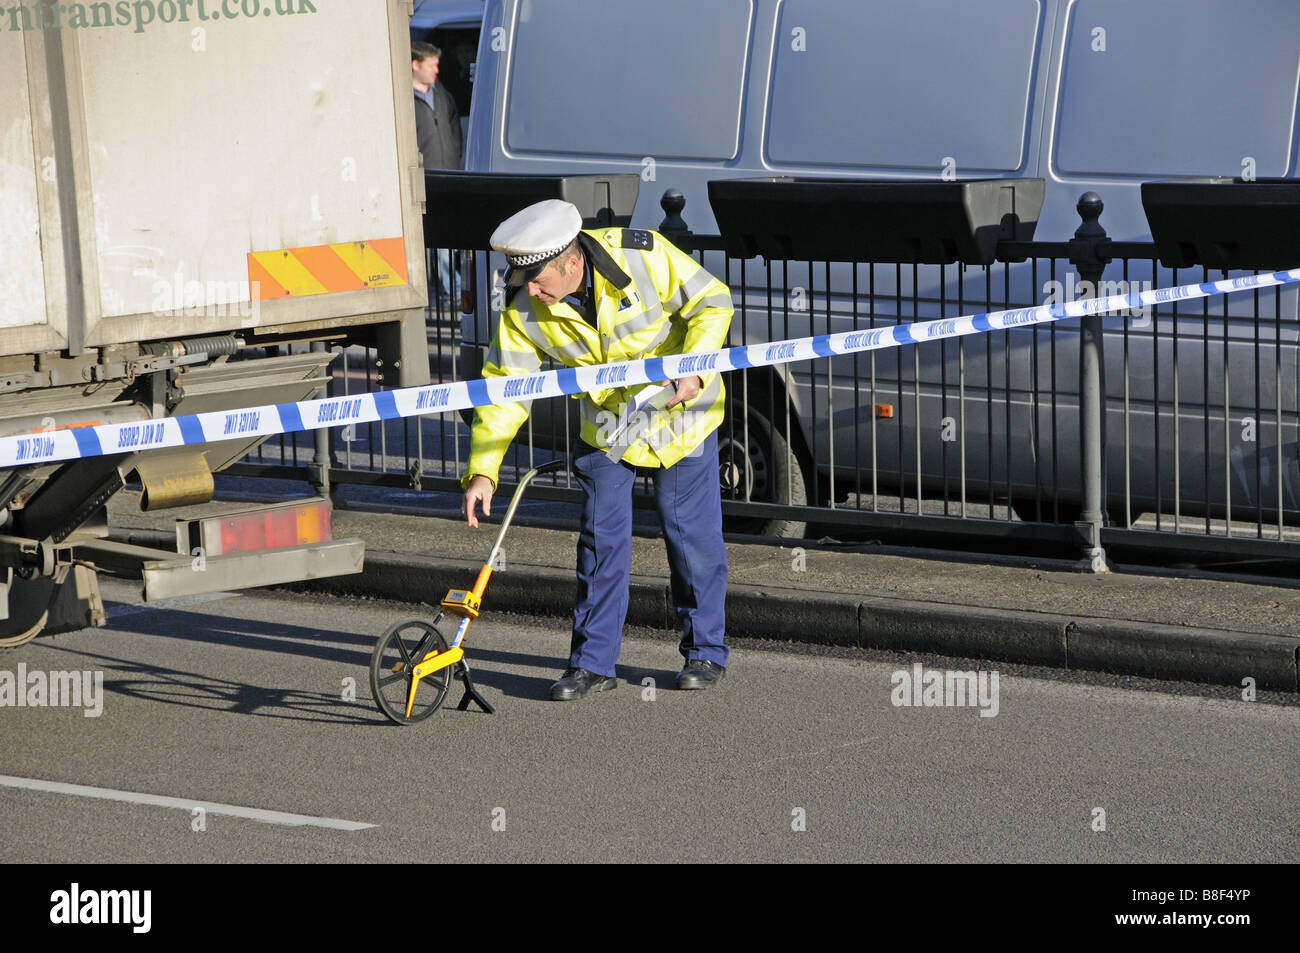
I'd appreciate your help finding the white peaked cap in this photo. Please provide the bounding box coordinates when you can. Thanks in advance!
[490,199,583,286]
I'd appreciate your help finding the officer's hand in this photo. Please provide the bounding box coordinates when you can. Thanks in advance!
[666,375,702,409]
[462,475,494,529]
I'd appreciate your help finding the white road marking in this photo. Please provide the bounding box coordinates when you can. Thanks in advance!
[0,774,375,830]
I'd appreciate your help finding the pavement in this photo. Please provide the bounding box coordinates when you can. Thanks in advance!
[104,483,1300,693]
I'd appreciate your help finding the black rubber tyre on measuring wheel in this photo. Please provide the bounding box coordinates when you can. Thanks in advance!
[369,617,453,725]
[717,400,810,539]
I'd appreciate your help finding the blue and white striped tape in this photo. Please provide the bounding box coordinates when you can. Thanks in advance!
[4,268,1299,470]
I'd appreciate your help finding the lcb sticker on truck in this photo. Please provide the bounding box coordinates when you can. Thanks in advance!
[247,238,407,300]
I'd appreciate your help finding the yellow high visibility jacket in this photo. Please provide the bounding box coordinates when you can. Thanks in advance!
[463,227,734,490]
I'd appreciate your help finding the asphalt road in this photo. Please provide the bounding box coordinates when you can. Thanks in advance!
[1,580,1295,863]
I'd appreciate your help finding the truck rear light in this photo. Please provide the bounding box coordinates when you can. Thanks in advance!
[218,500,332,554]
[180,498,333,557]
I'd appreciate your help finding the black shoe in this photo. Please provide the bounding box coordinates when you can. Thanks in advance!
[677,659,726,690]
[549,667,618,701]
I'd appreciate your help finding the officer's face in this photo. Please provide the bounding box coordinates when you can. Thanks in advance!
[526,254,582,305]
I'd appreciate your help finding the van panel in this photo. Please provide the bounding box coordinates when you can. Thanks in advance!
[504,0,753,161]
[0,35,47,331]
[1053,0,1300,178]
[766,0,1043,173]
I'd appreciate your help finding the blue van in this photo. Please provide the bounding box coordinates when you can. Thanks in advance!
[466,0,1299,240]
[453,0,1300,538]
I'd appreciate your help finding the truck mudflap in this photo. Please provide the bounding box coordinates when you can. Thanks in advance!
[0,564,106,648]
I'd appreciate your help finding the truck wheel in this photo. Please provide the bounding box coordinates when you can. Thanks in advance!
[718,402,809,538]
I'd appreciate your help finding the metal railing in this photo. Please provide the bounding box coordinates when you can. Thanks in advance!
[229,189,1300,568]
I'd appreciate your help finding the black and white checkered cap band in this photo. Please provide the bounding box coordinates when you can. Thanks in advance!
[506,243,570,268]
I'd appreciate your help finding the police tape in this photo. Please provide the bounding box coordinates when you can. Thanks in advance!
[5,268,1300,469]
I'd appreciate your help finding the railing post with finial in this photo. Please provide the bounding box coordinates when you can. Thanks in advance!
[1068,192,1113,573]
[658,189,691,245]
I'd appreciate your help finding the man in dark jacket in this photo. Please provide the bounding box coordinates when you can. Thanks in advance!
[412,42,462,305]
[411,41,462,170]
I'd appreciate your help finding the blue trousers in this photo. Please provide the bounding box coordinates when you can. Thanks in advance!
[569,430,729,677]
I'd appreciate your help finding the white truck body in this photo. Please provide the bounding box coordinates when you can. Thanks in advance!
[2,0,427,350]
[0,0,431,642]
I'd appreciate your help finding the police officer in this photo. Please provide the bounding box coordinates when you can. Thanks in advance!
[461,200,732,699]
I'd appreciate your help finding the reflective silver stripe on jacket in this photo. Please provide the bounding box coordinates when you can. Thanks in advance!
[484,343,542,372]
[665,266,714,315]
[613,251,666,344]
[513,304,593,363]
[681,291,733,319]
[611,298,665,340]
[547,336,594,362]
[637,320,674,354]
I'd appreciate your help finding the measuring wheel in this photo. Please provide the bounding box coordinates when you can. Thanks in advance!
[366,459,566,725]
[369,617,453,725]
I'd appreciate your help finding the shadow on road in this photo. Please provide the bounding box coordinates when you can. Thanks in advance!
[38,605,585,722]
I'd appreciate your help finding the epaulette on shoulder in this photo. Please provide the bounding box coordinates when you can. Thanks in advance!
[612,228,654,251]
